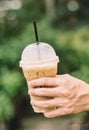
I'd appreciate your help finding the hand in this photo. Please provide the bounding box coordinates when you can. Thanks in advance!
[28,74,89,118]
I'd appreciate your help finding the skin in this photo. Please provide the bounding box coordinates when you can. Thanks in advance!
[28,74,89,118]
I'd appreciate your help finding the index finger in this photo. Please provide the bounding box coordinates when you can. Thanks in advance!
[27,77,58,88]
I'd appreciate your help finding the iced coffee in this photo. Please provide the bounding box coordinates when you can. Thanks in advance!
[19,42,59,112]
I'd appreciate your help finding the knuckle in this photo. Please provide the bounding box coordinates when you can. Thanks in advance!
[66,74,70,76]
[64,74,70,78]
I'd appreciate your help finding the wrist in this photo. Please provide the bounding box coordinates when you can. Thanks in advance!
[77,81,89,111]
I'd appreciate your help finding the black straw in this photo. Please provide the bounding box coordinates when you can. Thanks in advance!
[33,21,39,45]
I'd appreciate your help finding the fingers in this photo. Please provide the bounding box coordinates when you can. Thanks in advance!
[27,74,73,89]
[27,76,70,98]
[44,107,74,118]
[28,77,58,88]
[27,75,71,89]
[28,87,58,97]
[31,98,69,108]
[28,86,70,97]
[30,96,74,118]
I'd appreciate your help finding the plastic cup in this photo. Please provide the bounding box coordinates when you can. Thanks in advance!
[19,42,59,112]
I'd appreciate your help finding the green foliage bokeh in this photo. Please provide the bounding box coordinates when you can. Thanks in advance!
[0,0,89,122]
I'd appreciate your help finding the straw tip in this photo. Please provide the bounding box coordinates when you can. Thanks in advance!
[33,21,39,44]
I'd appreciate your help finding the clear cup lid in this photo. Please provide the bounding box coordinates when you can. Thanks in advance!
[19,42,59,68]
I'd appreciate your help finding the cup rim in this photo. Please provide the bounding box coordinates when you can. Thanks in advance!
[19,57,59,68]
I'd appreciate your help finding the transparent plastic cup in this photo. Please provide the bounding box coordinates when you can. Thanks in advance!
[19,42,59,112]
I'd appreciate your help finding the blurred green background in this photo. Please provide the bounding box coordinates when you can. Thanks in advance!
[0,0,89,130]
